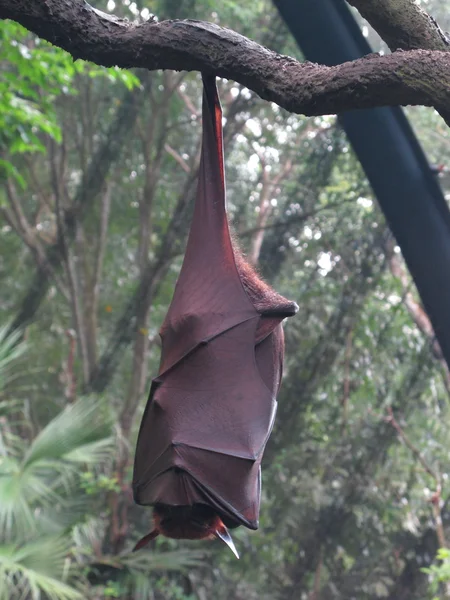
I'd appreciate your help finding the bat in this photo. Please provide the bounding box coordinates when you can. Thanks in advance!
[132,74,298,557]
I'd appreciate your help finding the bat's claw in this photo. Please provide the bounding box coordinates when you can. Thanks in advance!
[214,526,239,559]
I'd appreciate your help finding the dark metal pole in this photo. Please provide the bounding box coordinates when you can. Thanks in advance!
[274,0,450,367]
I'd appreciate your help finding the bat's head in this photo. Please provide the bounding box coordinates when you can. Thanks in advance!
[133,504,239,558]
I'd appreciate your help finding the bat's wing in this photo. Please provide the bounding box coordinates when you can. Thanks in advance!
[133,75,297,529]
[134,318,275,528]
[157,76,257,377]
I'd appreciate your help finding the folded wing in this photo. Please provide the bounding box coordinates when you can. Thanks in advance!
[132,75,297,530]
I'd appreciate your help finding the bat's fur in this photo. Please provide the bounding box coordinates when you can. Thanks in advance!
[133,505,230,551]
[233,247,294,314]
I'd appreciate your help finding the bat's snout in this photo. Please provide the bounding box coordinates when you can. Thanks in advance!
[133,504,240,558]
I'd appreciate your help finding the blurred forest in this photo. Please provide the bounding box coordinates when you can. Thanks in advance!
[1,0,450,598]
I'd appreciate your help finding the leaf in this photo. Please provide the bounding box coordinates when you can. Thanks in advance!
[123,548,205,573]
[0,325,27,389]
[0,536,82,600]
[23,397,111,467]
[0,160,26,189]
[0,455,60,539]
[0,397,112,539]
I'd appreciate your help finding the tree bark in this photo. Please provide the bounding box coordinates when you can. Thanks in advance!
[1,0,450,123]
[347,0,450,127]
[347,0,450,52]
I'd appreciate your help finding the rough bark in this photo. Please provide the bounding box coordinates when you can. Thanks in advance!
[1,0,450,123]
[347,0,450,52]
[347,0,450,125]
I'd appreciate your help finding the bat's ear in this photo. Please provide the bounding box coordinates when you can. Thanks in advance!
[214,524,239,559]
[132,529,159,552]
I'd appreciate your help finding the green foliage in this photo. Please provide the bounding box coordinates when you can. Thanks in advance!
[0,324,27,388]
[0,337,110,598]
[0,396,113,540]
[422,548,450,599]
[0,537,82,600]
[80,471,121,495]
[22,396,111,467]
[0,20,138,184]
[0,21,74,156]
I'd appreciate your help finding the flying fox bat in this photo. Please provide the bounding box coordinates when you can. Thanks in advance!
[132,74,298,557]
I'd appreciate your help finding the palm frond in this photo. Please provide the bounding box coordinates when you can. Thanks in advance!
[0,325,27,389]
[0,423,22,458]
[0,536,82,600]
[35,498,93,536]
[23,396,111,467]
[0,398,112,539]
[72,517,106,557]
[130,572,154,600]
[123,548,205,573]
[86,548,205,600]
[64,437,114,465]
[0,456,36,539]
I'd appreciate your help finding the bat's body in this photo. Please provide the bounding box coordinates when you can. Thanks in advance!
[132,75,297,552]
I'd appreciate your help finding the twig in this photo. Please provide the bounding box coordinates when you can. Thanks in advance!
[309,547,323,600]
[385,407,438,480]
[62,329,77,402]
[385,241,450,394]
[341,328,353,433]
[239,199,352,239]
[385,407,447,550]
[177,87,201,118]
[164,143,191,173]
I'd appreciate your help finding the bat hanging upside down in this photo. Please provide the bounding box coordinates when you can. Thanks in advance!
[132,74,298,558]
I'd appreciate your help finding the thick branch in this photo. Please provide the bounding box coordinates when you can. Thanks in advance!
[347,0,450,52]
[1,0,450,119]
[347,0,450,125]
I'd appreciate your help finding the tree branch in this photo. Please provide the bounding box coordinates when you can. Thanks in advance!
[384,238,450,394]
[1,0,450,122]
[8,81,147,335]
[347,0,450,52]
[347,0,450,125]
[385,406,448,567]
[3,180,69,298]
[86,165,199,394]
[385,406,440,482]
